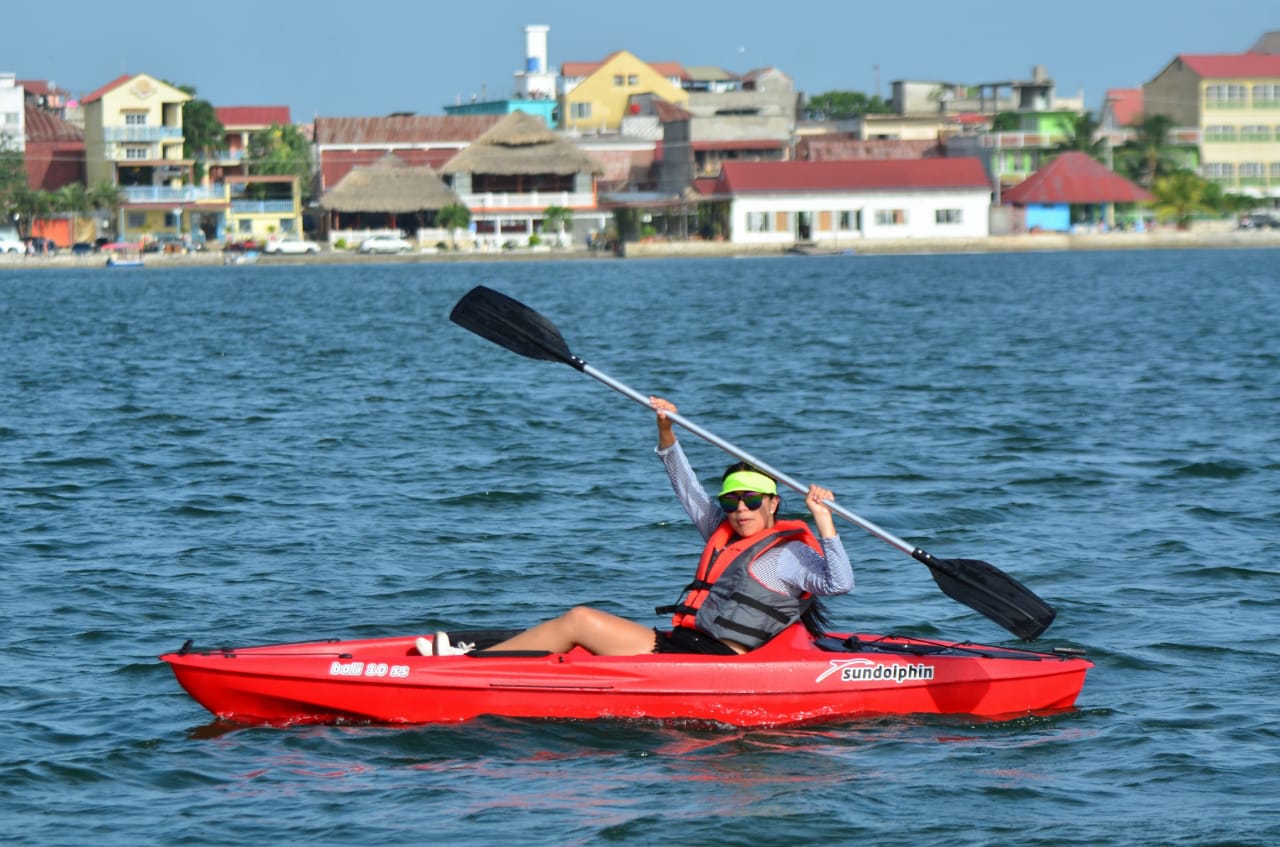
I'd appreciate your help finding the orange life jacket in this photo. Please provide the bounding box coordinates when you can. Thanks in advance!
[658,519,823,648]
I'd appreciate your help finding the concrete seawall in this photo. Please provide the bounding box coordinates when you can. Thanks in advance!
[4,228,1279,270]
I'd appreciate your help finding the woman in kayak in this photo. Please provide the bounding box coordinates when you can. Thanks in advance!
[421,396,851,657]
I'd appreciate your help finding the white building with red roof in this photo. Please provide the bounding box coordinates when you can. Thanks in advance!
[707,158,992,245]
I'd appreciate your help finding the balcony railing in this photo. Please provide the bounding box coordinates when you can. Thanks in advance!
[121,185,226,204]
[460,191,595,211]
[104,126,183,142]
[230,199,296,214]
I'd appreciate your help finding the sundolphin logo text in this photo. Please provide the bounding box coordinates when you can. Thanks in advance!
[816,658,936,684]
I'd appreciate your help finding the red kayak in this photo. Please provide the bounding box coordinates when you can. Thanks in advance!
[160,624,1091,727]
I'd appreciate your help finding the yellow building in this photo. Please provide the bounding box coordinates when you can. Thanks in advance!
[559,50,688,133]
[81,73,303,244]
[1145,53,1280,199]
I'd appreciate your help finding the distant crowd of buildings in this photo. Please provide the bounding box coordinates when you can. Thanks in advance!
[3,26,1280,252]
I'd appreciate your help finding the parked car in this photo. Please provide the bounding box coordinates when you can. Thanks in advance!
[71,242,96,256]
[1237,213,1280,230]
[0,236,23,254]
[263,234,321,255]
[223,237,260,253]
[358,234,413,254]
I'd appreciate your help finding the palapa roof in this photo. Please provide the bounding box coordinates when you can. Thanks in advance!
[1003,152,1153,205]
[439,111,603,176]
[318,153,460,212]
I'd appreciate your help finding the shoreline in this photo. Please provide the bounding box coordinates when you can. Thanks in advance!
[3,228,1279,270]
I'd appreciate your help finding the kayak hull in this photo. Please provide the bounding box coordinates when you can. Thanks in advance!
[160,625,1092,727]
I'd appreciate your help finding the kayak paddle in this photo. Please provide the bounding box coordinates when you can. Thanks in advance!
[449,285,1057,640]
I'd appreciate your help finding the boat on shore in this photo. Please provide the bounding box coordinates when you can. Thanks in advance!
[160,624,1091,727]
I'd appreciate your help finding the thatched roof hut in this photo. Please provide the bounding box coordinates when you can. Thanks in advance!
[319,153,461,213]
[440,111,603,177]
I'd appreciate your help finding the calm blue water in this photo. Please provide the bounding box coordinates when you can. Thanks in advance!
[2,251,1277,846]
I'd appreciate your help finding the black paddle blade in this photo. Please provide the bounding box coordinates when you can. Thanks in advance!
[449,286,582,369]
[913,551,1056,640]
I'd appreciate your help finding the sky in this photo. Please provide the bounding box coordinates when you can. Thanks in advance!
[6,1,1277,121]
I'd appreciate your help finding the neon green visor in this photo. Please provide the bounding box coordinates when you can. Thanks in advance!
[719,470,777,496]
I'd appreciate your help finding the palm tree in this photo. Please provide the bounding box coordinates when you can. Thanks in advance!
[1116,114,1178,188]
[435,203,471,249]
[1054,112,1106,158]
[14,186,55,243]
[542,205,572,247]
[88,181,123,238]
[1151,170,1213,229]
[55,182,90,244]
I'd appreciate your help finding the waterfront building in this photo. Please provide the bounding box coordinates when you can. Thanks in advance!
[1144,51,1280,202]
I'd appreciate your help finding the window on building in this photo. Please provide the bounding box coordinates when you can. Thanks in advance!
[1252,84,1280,106]
[569,102,591,120]
[875,209,907,226]
[279,219,295,233]
[837,210,859,231]
[3,112,18,126]
[1205,125,1236,142]
[1271,162,1280,180]
[127,212,146,228]
[746,211,770,232]
[613,75,624,86]
[238,219,253,234]
[935,209,963,225]
[125,146,149,160]
[627,75,638,86]
[1241,125,1270,142]
[1205,85,1247,108]
[124,112,147,126]
[1203,162,1234,181]
[1239,162,1265,182]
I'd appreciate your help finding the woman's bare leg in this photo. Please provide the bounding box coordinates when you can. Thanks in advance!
[485,606,657,656]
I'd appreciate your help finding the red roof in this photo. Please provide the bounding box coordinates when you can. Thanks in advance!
[216,106,292,127]
[1003,152,1153,205]
[80,74,134,105]
[1176,53,1280,78]
[714,158,991,194]
[1103,89,1143,127]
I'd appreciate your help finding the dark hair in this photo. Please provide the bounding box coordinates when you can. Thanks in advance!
[720,461,774,483]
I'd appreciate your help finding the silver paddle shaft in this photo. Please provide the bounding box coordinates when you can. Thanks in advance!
[580,362,916,556]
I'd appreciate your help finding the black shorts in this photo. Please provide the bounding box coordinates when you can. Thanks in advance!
[652,627,738,656]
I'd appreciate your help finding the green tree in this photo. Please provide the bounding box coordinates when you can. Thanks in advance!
[991,112,1022,132]
[247,123,314,202]
[1054,111,1106,158]
[13,186,55,240]
[1151,169,1213,229]
[55,182,90,243]
[1115,114,1178,188]
[177,85,225,183]
[436,203,471,248]
[804,90,892,120]
[542,205,572,246]
[88,180,123,236]
[0,141,28,231]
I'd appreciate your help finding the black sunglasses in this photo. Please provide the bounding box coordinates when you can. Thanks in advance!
[718,491,768,513]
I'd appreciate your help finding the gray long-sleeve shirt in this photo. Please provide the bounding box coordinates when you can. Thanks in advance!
[657,440,853,597]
